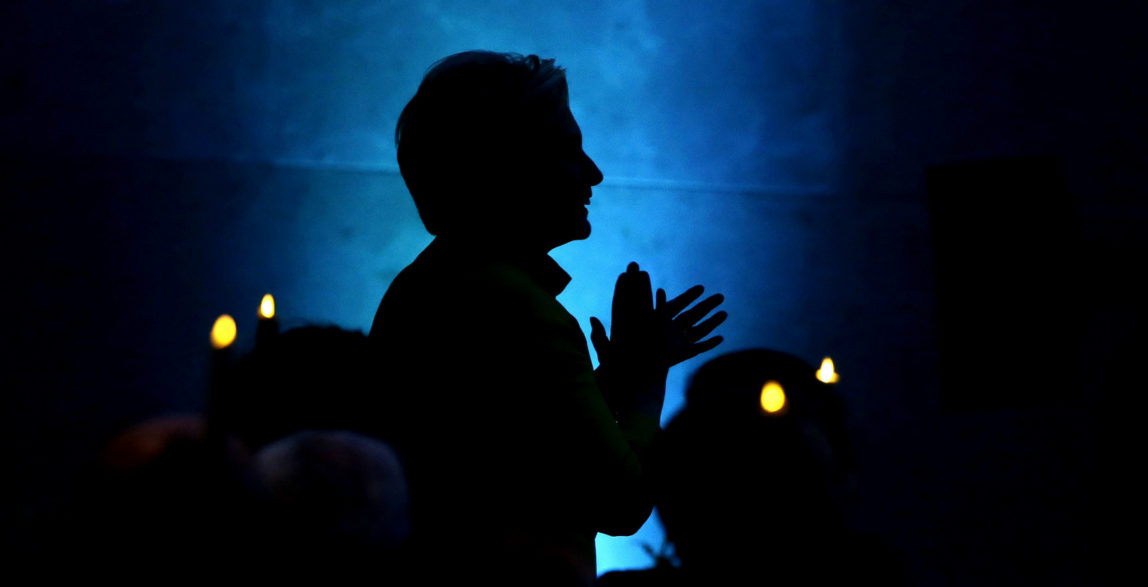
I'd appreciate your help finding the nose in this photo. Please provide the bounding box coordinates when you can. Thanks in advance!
[583,151,603,186]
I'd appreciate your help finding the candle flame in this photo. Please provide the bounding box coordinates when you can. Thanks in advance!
[260,293,276,319]
[816,357,839,384]
[211,314,237,349]
[760,380,786,414]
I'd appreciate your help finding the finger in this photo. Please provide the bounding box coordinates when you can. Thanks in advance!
[618,262,645,289]
[670,335,720,367]
[692,335,724,357]
[675,293,725,326]
[662,285,706,317]
[612,270,639,321]
[676,335,724,364]
[590,316,606,339]
[637,271,652,309]
[687,310,727,340]
[614,262,643,291]
[656,288,666,309]
[617,264,652,313]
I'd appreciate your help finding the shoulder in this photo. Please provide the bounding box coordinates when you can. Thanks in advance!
[598,566,685,587]
[371,250,575,339]
[388,254,549,310]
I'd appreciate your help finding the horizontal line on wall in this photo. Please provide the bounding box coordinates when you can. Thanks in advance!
[143,153,835,197]
[603,176,833,197]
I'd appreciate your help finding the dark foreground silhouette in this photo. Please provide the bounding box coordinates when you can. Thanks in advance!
[370,50,726,585]
[37,326,413,583]
[600,349,906,586]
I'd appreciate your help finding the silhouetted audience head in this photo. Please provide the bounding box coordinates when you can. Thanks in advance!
[253,430,410,548]
[249,430,411,577]
[228,325,379,451]
[395,50,602,247]
[653,349,856,581]
[682,347,854,486]
[61,415,260,577]
[53,323,414,579]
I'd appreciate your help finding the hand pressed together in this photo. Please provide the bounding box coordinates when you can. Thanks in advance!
[590,262,727,378]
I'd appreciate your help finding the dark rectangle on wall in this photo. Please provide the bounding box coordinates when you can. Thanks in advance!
[928,156,1081,412]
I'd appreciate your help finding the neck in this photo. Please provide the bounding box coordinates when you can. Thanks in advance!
[436,229,559,257]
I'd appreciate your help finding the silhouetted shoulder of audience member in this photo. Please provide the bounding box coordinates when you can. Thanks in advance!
[50,414,262,579]
[600,349,905,586]
[370,50,726,586]
[227,325,383,451]
[30,324,417,581]
[596,554,684,587]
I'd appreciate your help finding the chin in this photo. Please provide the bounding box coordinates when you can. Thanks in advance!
[571,220,592,241]
[545,222,591,251]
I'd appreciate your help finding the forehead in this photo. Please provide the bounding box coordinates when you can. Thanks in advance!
[524,102,581,147]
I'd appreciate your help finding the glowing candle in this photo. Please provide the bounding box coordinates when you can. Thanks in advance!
[816,357,839,384]
[255,293,279,349]
[260,293,275,320]
[211,314,237,350]
[760,380,786,414]
[207,314,237,449]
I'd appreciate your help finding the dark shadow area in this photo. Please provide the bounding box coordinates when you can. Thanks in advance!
[600,349,906,586]
[19,324,413,582]
[928,156,1083,411]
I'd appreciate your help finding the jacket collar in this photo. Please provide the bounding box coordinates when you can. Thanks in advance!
[425,236,572,297]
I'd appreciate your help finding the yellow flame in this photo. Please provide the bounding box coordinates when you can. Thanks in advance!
[260,293,276,319]
[211,314,237,349]
[816,357,839,384]
[760,380,786,414]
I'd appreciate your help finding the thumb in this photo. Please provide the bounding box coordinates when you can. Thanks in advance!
[590,316,609,355]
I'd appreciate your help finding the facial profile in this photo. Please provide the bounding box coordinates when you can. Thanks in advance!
[395,50,603,250]
[509,96,604,250]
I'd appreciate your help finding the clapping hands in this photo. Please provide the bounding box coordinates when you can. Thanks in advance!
[590,262,727,376]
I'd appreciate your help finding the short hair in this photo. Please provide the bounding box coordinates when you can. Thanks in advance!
[253,430,411,551]
[395,51,569,235]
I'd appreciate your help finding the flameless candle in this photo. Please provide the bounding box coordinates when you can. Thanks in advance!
[256,293,279,349]
[207,314,237,449]
[816,357,839,384]
[760,380,786,414]
[260,293,275,320]
[211,314,237,350]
